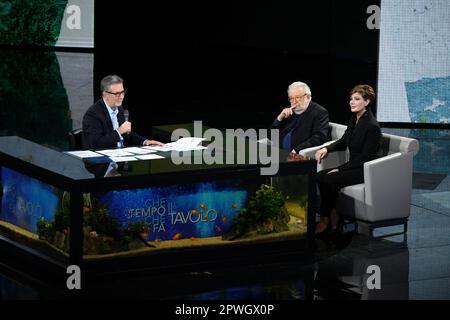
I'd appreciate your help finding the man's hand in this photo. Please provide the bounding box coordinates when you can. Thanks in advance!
[277,106,296,121]
[118,121,131,135]
[315,148,328,163]
[143,139,165,146]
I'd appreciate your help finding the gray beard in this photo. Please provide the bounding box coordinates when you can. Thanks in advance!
[293,106,305,114]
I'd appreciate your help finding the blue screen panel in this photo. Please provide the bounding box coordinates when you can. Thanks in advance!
[98,180,248,241]
[1,167,61,233]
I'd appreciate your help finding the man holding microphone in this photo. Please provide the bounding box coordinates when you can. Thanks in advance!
[82,75,164,150]
[272,81,329,153]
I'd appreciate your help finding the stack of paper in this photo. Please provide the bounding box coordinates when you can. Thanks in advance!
[135,154,165,160]
[143,137,207,152]
[66,145,169,162]
[65,150,104,159]
[122,147,157,155]
[96,149,135,157]
[142,145,174,152]
[97,147,167,162]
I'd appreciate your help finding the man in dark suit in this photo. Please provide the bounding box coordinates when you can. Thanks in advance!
[82,75,163,149]
[272,81,329,153]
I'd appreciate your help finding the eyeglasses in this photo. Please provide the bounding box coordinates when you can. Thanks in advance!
[288,93,308,102]
[106,90,126,97]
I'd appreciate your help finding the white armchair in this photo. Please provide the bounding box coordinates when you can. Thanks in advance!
[300,122,419,238]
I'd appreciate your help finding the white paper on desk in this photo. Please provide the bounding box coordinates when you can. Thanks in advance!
[142,145,175,152]
[172,145,208,152]
[135,154,165,160]
[109,156,139,162]
[166,137,206,148]
[65,150,104,158]
[122,147,157,155]
[97,149,135,157]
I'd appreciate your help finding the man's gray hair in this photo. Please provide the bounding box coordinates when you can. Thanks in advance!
[288,81,312,96]
[100,75,123,92]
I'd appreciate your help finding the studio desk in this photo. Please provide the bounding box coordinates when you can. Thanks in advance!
[0,124,317,277]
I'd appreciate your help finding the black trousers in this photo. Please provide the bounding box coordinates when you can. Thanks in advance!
[316,167,364,218]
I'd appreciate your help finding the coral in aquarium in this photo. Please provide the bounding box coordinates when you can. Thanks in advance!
[222,184,290,240]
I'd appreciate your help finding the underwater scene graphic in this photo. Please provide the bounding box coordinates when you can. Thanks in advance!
[98,180,249,241]
[0,167,61,233]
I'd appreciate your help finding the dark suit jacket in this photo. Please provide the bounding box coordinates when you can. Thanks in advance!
[272,101,329,152]
[326,110,382,171]
[82,99,146,149]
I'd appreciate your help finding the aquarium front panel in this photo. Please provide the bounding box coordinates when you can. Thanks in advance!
[98,180,249,241]
[0,167,61,233]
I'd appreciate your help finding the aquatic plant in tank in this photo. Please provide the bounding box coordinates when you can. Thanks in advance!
[223,184,290,240]
[37,192,151,255]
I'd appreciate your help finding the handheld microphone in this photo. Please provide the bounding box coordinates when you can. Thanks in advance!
[122,109,130,138]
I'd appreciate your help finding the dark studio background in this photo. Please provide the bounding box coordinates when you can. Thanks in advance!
[94,0,380,137]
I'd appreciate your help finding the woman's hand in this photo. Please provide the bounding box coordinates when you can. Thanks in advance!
[315,148,328,163]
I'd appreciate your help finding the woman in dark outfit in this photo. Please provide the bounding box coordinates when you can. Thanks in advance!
[314,84,381,236]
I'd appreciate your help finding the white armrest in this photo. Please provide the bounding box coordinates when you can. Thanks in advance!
[298,145,323,159]
[363,152,413,222]
[299,140,337,156]
[299,140,348,171]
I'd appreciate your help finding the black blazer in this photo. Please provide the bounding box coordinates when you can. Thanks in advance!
[82,99,146,149]
[272,101,329,152]
[326,110,381,171]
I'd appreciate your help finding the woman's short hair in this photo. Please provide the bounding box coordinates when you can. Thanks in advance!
[100,75,123,92]
[350,84,376,105]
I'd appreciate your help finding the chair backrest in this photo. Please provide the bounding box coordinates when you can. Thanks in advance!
[68,128,83,150]
[330,122,420,157]
[329,122,347,140]
[379,133,420,156]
